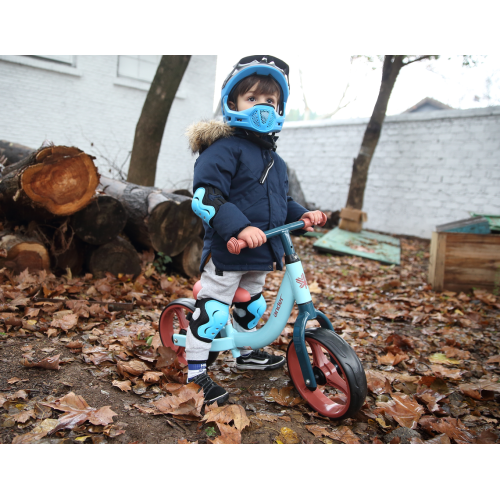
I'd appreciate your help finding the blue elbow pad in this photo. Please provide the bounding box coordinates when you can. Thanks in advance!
[192,186,227,227]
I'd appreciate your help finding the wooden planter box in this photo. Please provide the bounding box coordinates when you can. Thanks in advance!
[428,232,500,292]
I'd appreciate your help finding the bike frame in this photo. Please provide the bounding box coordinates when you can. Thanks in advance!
[172,221,333,390]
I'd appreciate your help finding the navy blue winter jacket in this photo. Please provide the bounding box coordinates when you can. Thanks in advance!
[186,121,308,272]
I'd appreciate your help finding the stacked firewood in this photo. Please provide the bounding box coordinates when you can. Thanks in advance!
[0,140,203,278]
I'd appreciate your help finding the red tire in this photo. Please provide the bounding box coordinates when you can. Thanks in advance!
[287,328,367,419]
[159,299,219,367]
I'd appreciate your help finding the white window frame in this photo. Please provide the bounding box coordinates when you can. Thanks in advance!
[0,55,81,77]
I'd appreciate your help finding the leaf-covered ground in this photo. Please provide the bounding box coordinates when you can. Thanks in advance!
[1,234,499,444]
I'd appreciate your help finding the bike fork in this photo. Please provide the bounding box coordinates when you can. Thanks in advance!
[293,301,318,391]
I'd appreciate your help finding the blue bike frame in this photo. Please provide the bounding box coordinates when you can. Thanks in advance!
[172,221,333,390]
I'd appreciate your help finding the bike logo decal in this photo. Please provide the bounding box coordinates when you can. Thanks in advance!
[295,273,308,289]
[274,295,283,317]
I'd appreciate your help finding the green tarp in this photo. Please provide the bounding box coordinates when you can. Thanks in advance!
[313,227,401,265]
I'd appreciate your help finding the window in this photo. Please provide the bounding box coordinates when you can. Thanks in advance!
[118,55,161,82]
[28,55,75,65]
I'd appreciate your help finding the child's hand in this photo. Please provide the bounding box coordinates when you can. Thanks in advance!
[237,226,267,248]
[300,211,327,231]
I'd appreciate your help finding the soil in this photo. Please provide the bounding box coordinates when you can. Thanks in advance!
[1,233,500,444]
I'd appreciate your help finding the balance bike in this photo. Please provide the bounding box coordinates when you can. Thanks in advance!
[159,218,367,419]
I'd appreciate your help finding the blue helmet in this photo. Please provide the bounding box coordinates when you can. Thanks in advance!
[221,55,290,134]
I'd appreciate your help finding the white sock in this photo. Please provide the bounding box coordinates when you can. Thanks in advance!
[187,362,206,381]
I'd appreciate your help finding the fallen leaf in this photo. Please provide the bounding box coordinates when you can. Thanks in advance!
[377,352,409,366]
[327,426,360,444]
[275,426,300,444]
[22,354,61,370]
[178,438,198,444]
[459,379,500,400]
[42,392,117,433]
[156,346,178,368]
[202,404,250,431]
[13,409,36,423]
[366,370,389,394]
[376,393,425,429]
[210,422,241,444]
[50,313,78,331]
[486,355,500,364]
[112,380,132,392]
[154,382,204,418]
[117,359,149,377]
[442,346,471,360]
[143,371,163,383]
[11,419,59,444]
[266,387,304,407]
[429,352,460,365]
[255,412,279,422]
[428,417,475,444]
[305,424,329,437]
[430,364,462,380]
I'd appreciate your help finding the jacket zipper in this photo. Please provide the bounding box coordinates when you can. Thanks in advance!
[259,152,274,184]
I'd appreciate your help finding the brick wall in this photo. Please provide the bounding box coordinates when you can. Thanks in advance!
[279,106,500,238]
[0,55,216,191]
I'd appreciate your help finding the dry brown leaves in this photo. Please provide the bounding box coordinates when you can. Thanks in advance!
[42,392,117,433]
[376,393,425,429]
[459,378,500,400]
[377,352,409,366]
[21,354,60,370]
[209,423,242,444]
[153,382,204,419]
[112,379,132,392]
[203,403,250,431]
[50,312,78,331]
[305,424,360,444]
[266,386,304,407]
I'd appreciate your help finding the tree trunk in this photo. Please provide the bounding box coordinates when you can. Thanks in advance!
[172,237,203,278]
[345,56,404,210]
[0,232,50,274]
[71,195,127,245]
[0,145,99,221]
[86,236,141,278]
[127,55,191,186]
[0,140,34,167]
[99,176,201,257]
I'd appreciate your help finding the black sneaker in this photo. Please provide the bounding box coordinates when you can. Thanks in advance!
[189,372,229,405]
[236,349,285,371]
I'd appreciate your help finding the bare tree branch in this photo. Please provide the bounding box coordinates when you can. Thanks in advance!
[401,55,435,67]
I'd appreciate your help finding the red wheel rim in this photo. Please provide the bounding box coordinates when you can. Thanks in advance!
[159,304,191,365]
[288,338,351,418]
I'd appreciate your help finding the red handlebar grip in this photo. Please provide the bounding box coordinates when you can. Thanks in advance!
[227,237,248,255]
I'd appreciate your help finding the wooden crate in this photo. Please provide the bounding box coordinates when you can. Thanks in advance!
[428,231,500,292]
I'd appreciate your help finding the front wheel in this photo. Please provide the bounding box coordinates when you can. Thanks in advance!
[287,328,367,419]
[159,299,219,367]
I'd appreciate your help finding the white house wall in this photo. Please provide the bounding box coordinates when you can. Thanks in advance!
[279,106,500,238]
[0,55,216,191]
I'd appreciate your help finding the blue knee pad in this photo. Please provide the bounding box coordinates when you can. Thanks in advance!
[192,186,227,227]
[233,293,266,330]
[190,297,230,343]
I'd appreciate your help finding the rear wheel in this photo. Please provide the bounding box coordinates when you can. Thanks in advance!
[287,328,367,419]
[159,299,219,367]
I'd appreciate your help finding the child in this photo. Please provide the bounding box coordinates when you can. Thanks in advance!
[185,55,325,405]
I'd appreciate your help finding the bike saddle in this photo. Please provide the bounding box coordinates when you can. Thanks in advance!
[192,280,251,303]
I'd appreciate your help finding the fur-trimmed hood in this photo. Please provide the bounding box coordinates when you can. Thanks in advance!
[185,120,233,154]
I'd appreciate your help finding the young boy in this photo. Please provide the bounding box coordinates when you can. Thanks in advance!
[185,55,325,405]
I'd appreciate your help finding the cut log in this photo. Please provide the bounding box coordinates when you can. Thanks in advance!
[52,235,85,277]
[87,236,141,278]
[0,140,33,167]
[0,233,50,274]
[172,237,203,278]
[99,176,201,257]
[0,145,99,222]
[71,195,127,245]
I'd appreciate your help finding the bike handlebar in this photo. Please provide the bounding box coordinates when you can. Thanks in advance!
[227,212,327,255]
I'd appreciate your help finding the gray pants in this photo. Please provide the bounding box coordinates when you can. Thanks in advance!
[185,259,268,362]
